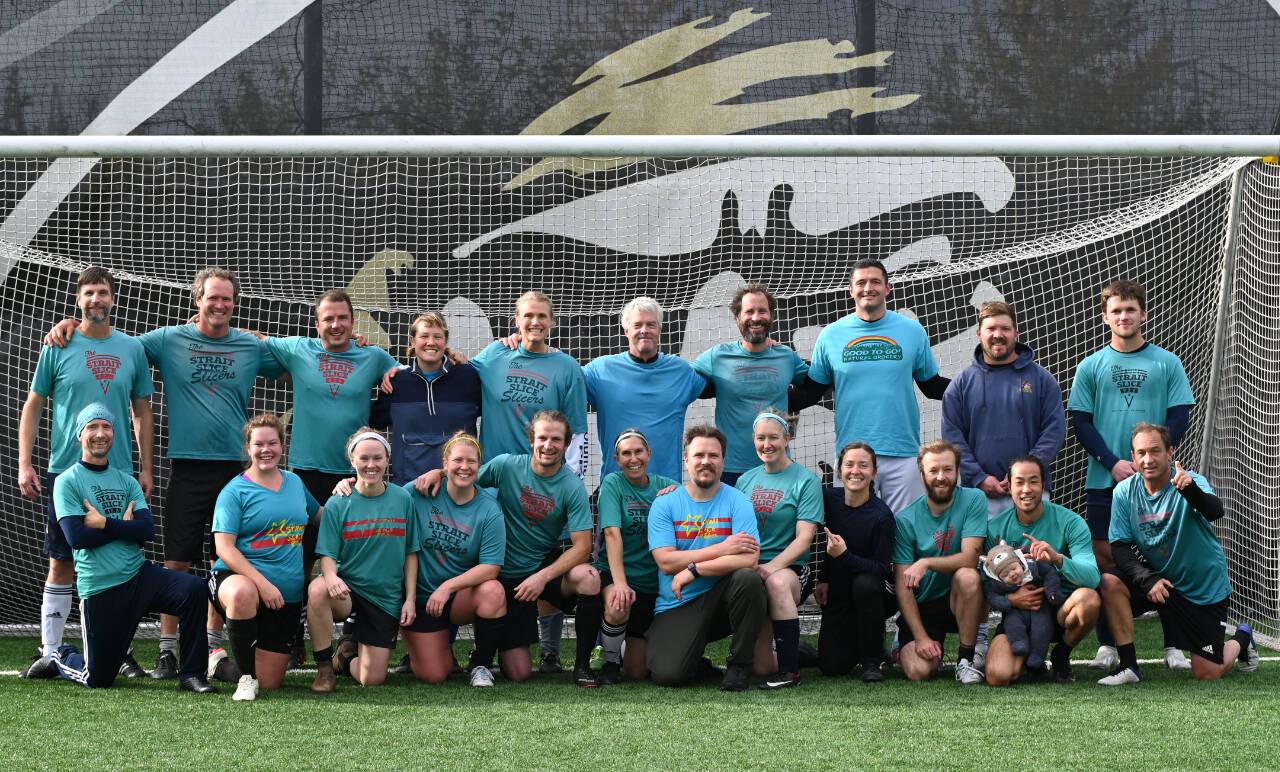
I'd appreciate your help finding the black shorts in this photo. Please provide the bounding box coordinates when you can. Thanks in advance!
[207,571,302,655]
[164,459,244,563]
[293,469,348,564]
[403,595,457,634]
[496,557,581,652]
[348,590,400,649]
[785,563,816,606]
[42,471,72,561]
[598,571,658,639]
[897,594,959,647]
[1086,488,1115,541]
[1107,569,1229,664]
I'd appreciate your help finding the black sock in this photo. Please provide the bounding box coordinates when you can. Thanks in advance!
[1232,628,1252,650]
[1118,642,1139,670]
[958,643,976,664]
[773,619,800,675]
[313,645,333,664]
[471,616,503,670]
[224,617,258,678]
[1051,642,1074,666]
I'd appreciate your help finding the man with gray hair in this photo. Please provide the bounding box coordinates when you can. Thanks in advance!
[584,296,707,482]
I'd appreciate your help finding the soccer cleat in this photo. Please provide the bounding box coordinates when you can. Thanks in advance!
[232,674,259,702]
[539,649,564,674]
[1236,623,1259,673]
[1164,646,1191,670]
[572,664,598,688]
[1097,665,1142,686]
[859,661,884,683]
[178,674,217,694]
[288,644,308,671]
[598,661,621,686]
[972,641,989,671]
[207,647,228,680]
[589,645,604,669]
[213,655,242,684]
[20,654,57,680]
[119,652,147,678]
[719,663,750,692]
[797,640,820,669]
[697,656,725,681]
[311,661,336,695]
[394,653,413,674]
[1088,645,1119,671]
[469,665,495,687]
[151,650,178,680]
[955,658,984,684]
[757,671,801,690]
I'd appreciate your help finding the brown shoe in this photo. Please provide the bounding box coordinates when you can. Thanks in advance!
[311,661,336,695]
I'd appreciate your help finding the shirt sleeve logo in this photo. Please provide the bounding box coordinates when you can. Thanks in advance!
[84,350,122,394]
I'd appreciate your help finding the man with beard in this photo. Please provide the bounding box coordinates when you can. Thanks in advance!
[646,425,767,690]
[693,285,809,486]
[942,301,1065,519]
[18,267,155,678]
[585,296,707,482]
[893,440,986,683]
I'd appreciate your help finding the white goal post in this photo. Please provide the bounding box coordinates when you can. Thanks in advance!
[0,134,1274,648]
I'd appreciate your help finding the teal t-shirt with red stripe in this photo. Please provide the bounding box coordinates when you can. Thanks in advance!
[317,484,416,616]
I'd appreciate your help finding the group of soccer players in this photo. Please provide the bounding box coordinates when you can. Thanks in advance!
[15,258,1259,698]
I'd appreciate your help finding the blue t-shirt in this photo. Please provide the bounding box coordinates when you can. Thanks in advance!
[692,342,809,473]
[476,453,592,578]
[263,336,398,474]
[1068,343,1195,490]
[648,484,759,613]
[211,471,319,603]
[1109,471,1230,605]
[892,486,987,603]
[584,352,705,481]
[409,482,507,596]
[470,342,588,457]
[138,325,284,460]
[54,463,148,598]
[809,310,939,458]
[30,330,154,473]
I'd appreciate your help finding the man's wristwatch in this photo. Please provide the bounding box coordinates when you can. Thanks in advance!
[687,562,701,578]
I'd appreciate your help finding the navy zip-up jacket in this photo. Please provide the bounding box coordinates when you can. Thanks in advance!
[369,359,482,484]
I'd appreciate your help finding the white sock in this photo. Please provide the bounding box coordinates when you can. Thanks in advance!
[41,583,74,656]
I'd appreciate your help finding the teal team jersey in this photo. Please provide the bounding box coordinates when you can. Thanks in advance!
[692,342,809,473]
[138,325,284,460]
[263,336,398,474]
[808,311,939,458]
[735,462,823,569]
[593,471,679,594]
[211,471,320,603]
[409,482,507,596]
[893,486,987,603]
[1067,343,1194,490]
[584,352,705,482]
[470,342,588,457]
[986,501,1100,594]
[1109,470,1230,605]
[30,331,154,474]
[317,484,416,617]
[476,453,592,578]
[54,463,148,598]
[649,484,759,613]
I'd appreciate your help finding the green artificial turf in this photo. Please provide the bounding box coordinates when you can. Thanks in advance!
[2,620,1275,770]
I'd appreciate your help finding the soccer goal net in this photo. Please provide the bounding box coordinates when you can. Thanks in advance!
[0,139,1274,646]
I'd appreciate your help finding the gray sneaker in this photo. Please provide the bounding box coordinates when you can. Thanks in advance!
[1236,623,1259,673]
[469,665,495,687]
[955,658,984,685]
[1097,665,1142,686]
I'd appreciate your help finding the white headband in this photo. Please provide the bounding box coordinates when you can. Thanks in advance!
[347,431,391,458]
[613,430,649,453]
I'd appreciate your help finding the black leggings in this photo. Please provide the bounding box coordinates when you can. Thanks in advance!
[818,572,897,676]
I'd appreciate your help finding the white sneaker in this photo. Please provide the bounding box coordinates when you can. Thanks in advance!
[232,674,259,701]
[1097,665,1141,686]
[207,647,228,680]
[955,658,984,685]
[1164,646,1191,670]
[1089,645,1119,670]
[972,642,989,671]
[469,665,495,687]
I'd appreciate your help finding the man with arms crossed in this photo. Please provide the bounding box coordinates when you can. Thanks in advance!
[19,267,155,678]
[646,425,767,691]
[1069,279,1194,670]
[893,440,986,683]
[794,259,950,513]
[984,456,1101,686]
[1097,423,1257,685]
[694,284,809,486]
